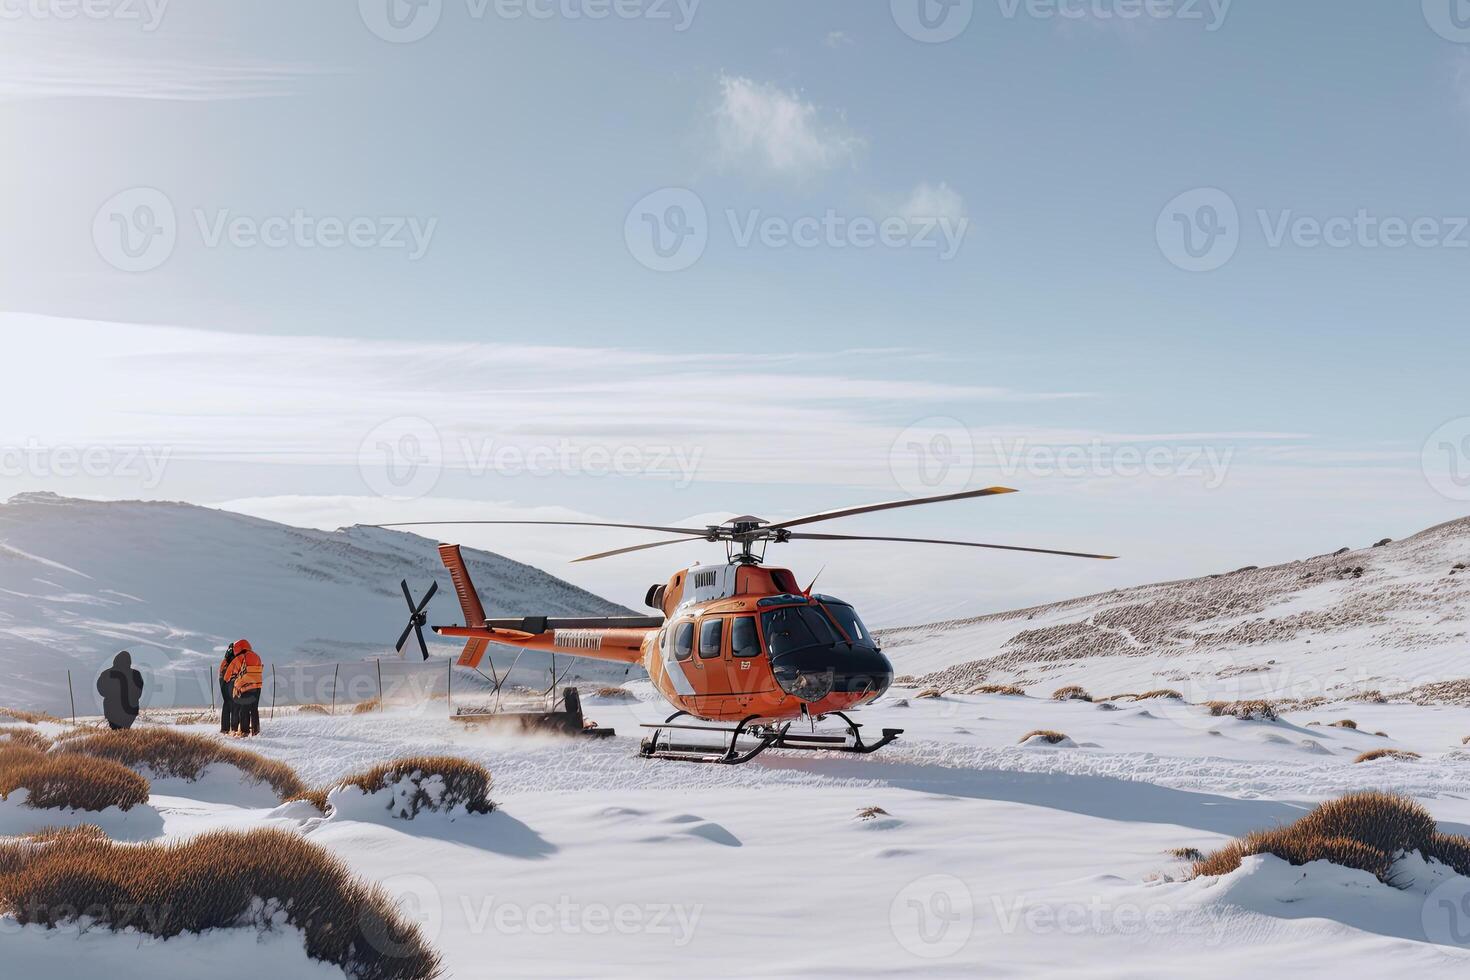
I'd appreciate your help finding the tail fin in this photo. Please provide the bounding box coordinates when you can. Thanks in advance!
[437,544,490,668]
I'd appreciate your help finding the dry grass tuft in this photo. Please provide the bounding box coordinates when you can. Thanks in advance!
[1051,685,1092,702]
[1135,689,1184,701]
[1168,846,1205,861]
[0,746,150,812]
[855,806,890,821]
[1019,730,1070,745]
[1204,700,1278,722]
[914,689,944,700]
[0,827,442,979]
[296,704,330,716]
[1192,791,1454,885]
[0,708,60,725]
[0,727,54,751]
[969,684,1026,696]
[1106,693,1139,702]
[353,698,382,715]
[328,756,494,818]
[1329,719,1358,730]
[594,687,637,700]
[1353,748,1421,764]
[170,712,211,726]
[58,728,308,801]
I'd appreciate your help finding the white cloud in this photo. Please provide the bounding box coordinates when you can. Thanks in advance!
[823,31,855,49]
[890,181,968,223]
[712,74,865,178]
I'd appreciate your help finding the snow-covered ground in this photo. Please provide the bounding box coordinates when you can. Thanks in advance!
[6,685,1470,977]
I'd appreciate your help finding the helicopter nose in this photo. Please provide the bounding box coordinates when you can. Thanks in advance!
[771,645,894,703]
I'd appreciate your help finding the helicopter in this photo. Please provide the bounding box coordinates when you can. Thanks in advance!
[378,487,1115,764]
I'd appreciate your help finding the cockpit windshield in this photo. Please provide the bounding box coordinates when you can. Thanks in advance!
[818,598,878,650]
[760,605,840,657]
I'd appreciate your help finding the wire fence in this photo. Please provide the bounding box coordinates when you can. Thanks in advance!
[41,656,589,724]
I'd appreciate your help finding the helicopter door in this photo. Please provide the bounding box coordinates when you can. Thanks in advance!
[662,620,697,697]
[693,617,732,697]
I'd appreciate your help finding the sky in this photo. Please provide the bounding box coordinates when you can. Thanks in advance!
[2,1,1469,624]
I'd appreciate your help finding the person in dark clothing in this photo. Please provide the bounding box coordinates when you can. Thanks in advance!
[219,645,238,735]
[97,650,144,730]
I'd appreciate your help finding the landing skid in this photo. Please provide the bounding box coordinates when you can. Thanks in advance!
[638,710,901,765]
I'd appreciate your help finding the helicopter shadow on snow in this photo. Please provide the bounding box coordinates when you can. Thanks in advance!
[747,753,1311,839]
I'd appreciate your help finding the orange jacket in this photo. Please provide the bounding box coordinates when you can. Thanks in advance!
[225,639,264,697]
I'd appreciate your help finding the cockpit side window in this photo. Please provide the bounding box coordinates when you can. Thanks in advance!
[822,601,877,650]
[673,621,694,661]
[731,616,760,657]
[698,618,723,659]
[760,605,839,657]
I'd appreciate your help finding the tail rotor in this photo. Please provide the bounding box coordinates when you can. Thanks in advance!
[396,579,439,660]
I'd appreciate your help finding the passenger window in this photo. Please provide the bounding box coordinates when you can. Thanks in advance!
[674,622,694,661]
[731,616,759,658]
[699,618,723,659]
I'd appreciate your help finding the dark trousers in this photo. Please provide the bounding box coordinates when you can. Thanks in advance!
[220,681,235,733]
[234,691,261,736]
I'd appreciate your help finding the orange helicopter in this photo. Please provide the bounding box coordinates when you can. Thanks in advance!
[379,487,1114,764]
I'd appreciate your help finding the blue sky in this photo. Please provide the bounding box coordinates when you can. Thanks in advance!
[2,1,1469,621]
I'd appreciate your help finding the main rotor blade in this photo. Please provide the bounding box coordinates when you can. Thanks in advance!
[570,537,704,563]
[415,623,430,661]
[400,579,415,610]
[786,531,1116,560]
[767,487,1020,531]
[395,621,415,653]
[369,519,710,537]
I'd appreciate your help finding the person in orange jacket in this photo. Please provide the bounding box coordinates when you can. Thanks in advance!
[224,638,264,737]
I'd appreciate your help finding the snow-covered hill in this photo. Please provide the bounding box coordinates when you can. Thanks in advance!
[884,516,1470,706]
[0,493,637,714]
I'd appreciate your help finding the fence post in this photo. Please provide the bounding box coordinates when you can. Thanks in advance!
[330,663,340,716]
[67,670,76,724]
[270,663,277,720]
[376,658,384,709]
[446,657,452,713]
[209,666,216,711]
